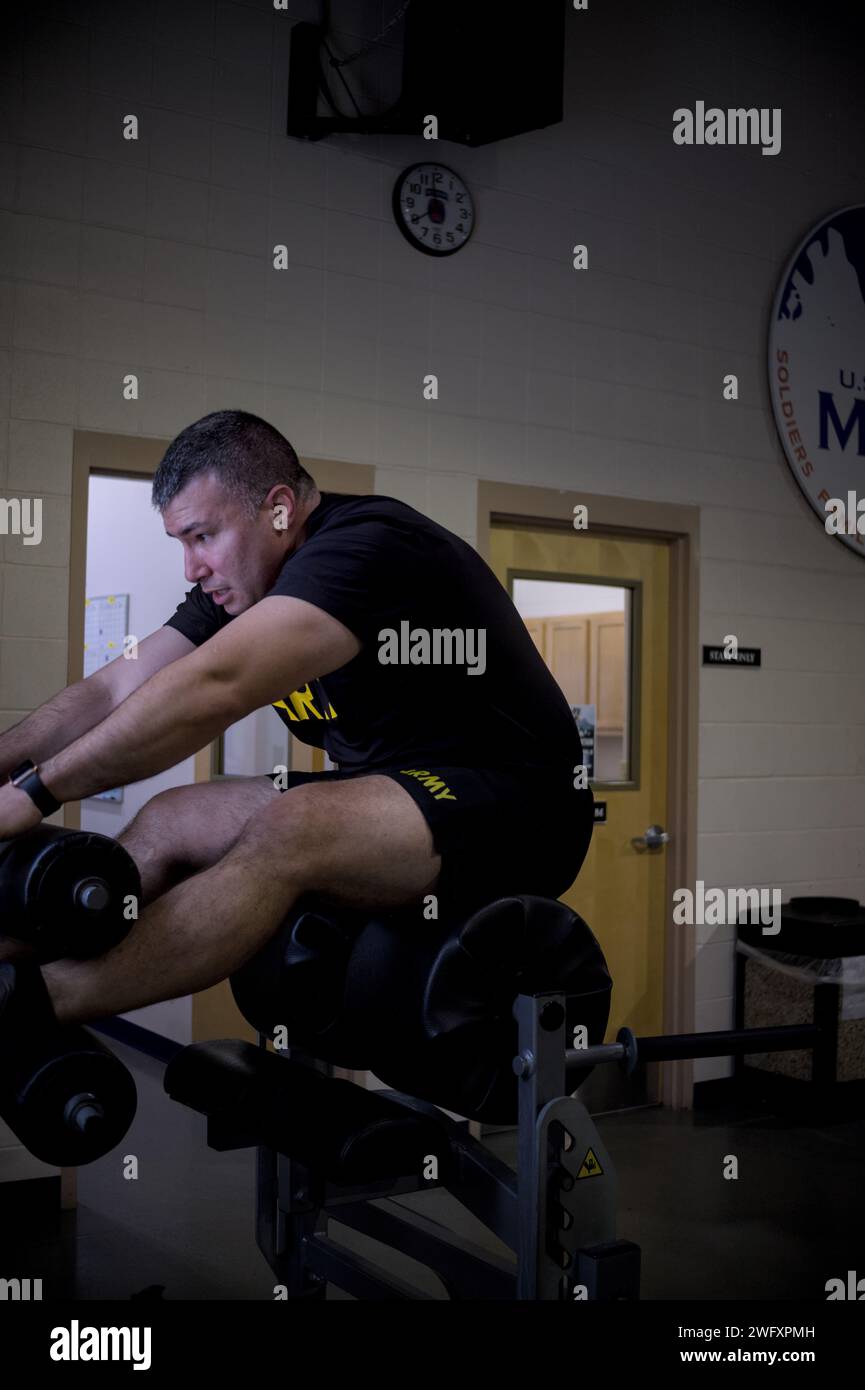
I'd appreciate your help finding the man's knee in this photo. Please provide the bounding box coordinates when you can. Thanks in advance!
[122,785,198,850]
[119,782,266,901]
[232,776,439,907]
[233,782,371,899]
[123,780,278,857]
[118,786,205,899]
[234,783,325,870]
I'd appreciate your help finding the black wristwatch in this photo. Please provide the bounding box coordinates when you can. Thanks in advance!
[9,759,61,816]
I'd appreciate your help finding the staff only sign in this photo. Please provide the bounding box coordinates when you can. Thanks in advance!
[769,205,865,558]
[773,205,865,553]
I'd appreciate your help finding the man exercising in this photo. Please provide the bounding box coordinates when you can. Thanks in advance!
[0,411,593,1029]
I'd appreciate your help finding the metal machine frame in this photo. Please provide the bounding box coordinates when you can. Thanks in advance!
[253,990,638,1301]
[249,993,820,1300]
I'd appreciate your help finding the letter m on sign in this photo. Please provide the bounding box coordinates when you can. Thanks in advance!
[819,391,865,454]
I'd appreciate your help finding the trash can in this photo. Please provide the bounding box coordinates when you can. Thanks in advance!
[735,897,865,1091]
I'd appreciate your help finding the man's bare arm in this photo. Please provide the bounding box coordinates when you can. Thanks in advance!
[38,597,360,805]
[0,627,195,781]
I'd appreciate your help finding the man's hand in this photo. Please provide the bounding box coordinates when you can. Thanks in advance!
[0,782,45,840]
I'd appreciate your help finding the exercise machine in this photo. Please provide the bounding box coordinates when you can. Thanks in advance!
[0,828,830,1295]
[166,892,825,1301]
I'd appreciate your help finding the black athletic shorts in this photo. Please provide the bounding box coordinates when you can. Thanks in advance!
[266,763,594,916]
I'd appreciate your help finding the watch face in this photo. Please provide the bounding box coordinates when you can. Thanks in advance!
[392,163,475,256]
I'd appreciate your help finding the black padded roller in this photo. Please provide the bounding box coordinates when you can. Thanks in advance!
[165,1039,448,1185]
[0,1021,138,1166]
[230,899,372,1066]
[0,825,141,961]
[231,894,612,1125]
[359,896,612,1122]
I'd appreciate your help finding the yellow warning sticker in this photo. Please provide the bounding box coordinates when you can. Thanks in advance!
[577,1148,603,1179]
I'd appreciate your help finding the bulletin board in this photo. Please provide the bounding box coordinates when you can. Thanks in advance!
[83,594,129,803]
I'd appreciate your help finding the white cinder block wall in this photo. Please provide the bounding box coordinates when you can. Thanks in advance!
[0,0,862,1138]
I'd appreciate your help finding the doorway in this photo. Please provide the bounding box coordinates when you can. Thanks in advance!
[479,482,699,1108]
[491,528,668,1044]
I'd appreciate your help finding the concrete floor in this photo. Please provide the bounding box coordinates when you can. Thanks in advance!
[5,1034,864,1301]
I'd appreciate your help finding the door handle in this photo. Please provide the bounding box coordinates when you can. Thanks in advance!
[631,824,670,853]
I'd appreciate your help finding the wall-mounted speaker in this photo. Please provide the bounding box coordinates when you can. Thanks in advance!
[399,0,566,146]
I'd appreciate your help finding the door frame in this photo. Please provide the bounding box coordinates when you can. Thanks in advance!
[66,430,216,827]
[477,481,699,1108]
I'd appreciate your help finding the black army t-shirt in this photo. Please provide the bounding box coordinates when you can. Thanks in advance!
[164,493,582,783]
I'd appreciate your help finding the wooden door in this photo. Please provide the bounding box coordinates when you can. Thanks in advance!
[489,527,671,1043]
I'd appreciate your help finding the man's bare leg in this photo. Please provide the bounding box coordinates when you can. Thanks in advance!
[0,776,279,964]
[42,776,440,1027]
[117,775,282,903]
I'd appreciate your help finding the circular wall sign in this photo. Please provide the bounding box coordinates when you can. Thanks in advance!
[769,205,865,557]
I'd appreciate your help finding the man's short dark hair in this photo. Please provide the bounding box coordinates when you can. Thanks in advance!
[152,410,316,518]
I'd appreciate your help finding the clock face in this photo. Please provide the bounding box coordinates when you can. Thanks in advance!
[392,163,475,256]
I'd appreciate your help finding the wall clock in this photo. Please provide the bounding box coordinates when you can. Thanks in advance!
[392,162,475,256]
